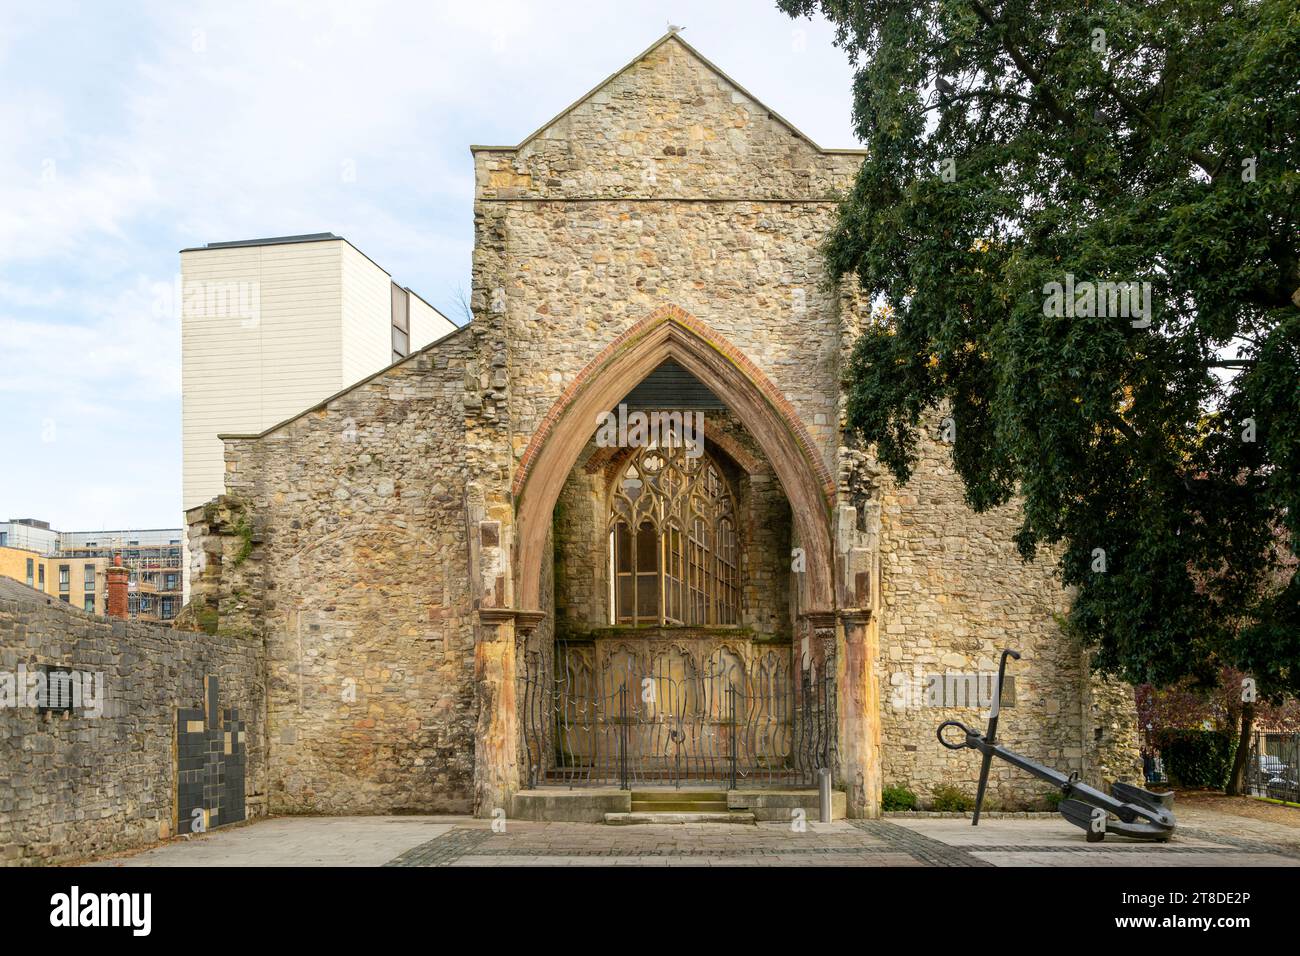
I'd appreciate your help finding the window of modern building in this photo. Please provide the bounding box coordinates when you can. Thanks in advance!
[0,532,7,546]
[59,595,69,603]
[164,572,179,590]
[391,283,410,361]
[161,597,175,619]
[84,564,95,590]
[608,444,739,627]
[58,565,70,591]
[25,558,33,587]
[38,565,45,588]
[83,595,95,613]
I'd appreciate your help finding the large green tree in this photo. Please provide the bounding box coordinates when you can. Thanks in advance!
[781,0,1299,786]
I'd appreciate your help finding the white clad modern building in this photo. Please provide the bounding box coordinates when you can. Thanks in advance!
[180,233,457,599]
[0,519,60,554]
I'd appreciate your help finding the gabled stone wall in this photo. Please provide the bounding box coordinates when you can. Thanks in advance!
[212,329,490,814]
[472,35,862,203]
[473,38,862,486]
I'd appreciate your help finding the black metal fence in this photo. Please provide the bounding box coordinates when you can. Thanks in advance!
[1245,732,1300,804]
[519,648,835,790]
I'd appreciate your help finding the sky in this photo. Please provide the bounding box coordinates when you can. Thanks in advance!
[0,0,860,531]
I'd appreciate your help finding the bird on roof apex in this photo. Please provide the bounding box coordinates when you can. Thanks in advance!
[667,23,684,34]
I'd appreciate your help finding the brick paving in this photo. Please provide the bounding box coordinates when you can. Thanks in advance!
[439,820,920,867]
[385,827,491,866]
[849,819,991,866]
[381,814,1300,867]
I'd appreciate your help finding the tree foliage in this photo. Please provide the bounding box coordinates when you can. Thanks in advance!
[781,0,1300,696]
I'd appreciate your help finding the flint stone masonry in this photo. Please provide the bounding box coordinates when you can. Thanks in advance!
[0,577,264,866]
[210,330,483,815]
[873,422,1140,807]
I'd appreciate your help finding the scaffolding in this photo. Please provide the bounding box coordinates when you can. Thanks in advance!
[56,529,183,623]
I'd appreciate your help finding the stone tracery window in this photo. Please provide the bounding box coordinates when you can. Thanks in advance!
[609,443,739,626]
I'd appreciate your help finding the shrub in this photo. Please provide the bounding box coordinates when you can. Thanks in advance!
[931,784,975,812]
[1042,789,1064,811]
[881,784,918,811]
[1157,729,1236,789]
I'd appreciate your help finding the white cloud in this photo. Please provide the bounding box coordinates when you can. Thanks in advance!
[0,275,180,399]
[0,0,859,529]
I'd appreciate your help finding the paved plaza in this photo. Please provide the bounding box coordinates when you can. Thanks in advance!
[90,803,1300,868]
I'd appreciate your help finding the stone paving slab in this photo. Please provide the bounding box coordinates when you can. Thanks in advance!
[888,816,1300,867]
[889,817,1227,849]
[78,806,1300,867]
[975,851,1297,867]
[90,816,461,867]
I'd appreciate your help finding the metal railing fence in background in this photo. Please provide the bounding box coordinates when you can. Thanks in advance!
[1246,732,1300,805]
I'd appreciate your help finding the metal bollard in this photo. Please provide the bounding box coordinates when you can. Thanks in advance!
[818,768,832,823]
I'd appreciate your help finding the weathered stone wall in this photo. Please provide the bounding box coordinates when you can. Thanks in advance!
[0,577,264,866]
[1081,658,1143,787]
[553,456,605,630]
[473,37,862,203]
[870,421,1138,807]
[217,329,485,814]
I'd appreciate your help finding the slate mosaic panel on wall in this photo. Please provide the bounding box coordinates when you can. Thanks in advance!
[177,677,246,834]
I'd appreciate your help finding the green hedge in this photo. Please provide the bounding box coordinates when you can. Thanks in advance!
[931,784,975,812]
[881,784,918,811]
[1158,729,1236,789]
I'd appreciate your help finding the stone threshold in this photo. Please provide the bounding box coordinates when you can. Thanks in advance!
[604,811,757,825]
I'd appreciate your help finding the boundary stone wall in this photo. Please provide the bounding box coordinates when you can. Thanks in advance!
[0,577,264,866]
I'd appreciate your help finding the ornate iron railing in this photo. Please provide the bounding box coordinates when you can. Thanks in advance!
[518,646,835,789]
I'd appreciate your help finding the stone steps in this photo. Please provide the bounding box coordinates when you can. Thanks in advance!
[513,787,846,823]
[631,801,729,813]
[603,811,757,826]
[629,789,728,814]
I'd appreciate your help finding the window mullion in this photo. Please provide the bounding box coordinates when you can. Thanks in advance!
[659,531,666,627]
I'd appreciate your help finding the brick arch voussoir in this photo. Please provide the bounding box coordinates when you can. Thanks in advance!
[513,304,835,613]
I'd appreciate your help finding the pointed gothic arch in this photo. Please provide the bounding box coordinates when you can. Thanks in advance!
[513,304,836,614]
